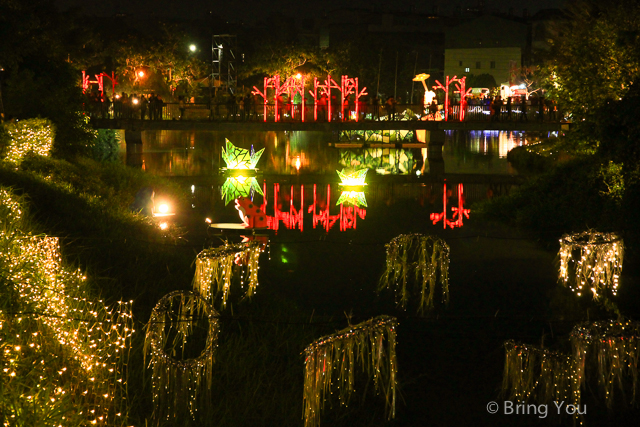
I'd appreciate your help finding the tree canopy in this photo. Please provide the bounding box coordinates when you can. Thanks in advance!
[541,0,640,123]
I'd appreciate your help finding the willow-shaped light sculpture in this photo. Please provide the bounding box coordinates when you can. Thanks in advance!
[571,320,640,407]
[144,290,219,421]
[193,241,261,307]
[502,341,583,410]
[303,315,398,427]
[559,231,623,299]
[379,233,450,313]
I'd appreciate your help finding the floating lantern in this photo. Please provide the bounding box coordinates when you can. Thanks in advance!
[379,233,450,313]
[337,168,368,188]
[144,290,219,421]
[221,138,264,172]
[303,316,397,427]
[558,231,623,299]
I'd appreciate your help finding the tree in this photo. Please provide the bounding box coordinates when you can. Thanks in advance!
[540,0,640,124]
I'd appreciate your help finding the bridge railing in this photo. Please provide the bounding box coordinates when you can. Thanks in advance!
[85,101,563,123]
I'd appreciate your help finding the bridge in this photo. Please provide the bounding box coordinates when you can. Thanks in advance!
[89,101,567,134]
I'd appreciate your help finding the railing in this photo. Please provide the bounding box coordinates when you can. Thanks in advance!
[85,101,564,123]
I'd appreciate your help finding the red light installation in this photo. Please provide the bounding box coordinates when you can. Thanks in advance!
[433,76,461,122]
[282,76,306,121]
[264,183,304,232]
[307,184,366,232]
[81,71,118,97]
[430,182,470,228]
[454,77,473,122]
[341,76,368,122]
[256,183,366,233]
[252,76,280,122]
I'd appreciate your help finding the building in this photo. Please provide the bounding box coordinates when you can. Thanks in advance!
[444,15,529,86]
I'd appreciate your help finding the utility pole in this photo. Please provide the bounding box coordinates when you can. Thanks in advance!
[410,51,418,103]
[394,51,398,99]
[376,48,382,97]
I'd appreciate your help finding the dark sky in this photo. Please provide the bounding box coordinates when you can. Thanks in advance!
[54,0,566,22]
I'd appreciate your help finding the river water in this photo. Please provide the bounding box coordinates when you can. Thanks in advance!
[120,129,639,426]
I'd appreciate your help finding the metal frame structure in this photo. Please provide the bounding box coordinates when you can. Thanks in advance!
[212,34,237,95]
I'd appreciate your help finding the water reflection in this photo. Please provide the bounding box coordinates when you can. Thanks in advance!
[430,182,471,229]
[125,129,544,177]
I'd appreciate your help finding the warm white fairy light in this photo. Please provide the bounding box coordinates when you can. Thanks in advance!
[503,320,640,422]
[0,188,134,425]
[144,290,219,421]
[559,231,623,298]
[303,316,398,427]
[379,233,450,313]
[193,242,262,307]
[3,118,54,163]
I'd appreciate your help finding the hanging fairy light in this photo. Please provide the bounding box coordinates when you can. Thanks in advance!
[570,320,640,408]
[379,234,450,313]
[559,231,623,298]
[193,242,262,307]
[503,320,640,420]
[0,188,134,425]
[144,290,219,421]
[303,315,398,427]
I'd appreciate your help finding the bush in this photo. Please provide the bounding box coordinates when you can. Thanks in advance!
[1,118,54,163]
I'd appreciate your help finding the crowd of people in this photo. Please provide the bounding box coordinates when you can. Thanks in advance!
[84,89,560,122]
[84,92,166,120]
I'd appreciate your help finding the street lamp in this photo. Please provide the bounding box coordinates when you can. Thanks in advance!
[189,44,197,53]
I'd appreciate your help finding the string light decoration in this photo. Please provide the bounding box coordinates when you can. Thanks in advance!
[303,315,398,427]
[570,320,640,407]
[0,188,134,426]
[503,320,640,420]
[3,118,54,163]
[379,234,450,313]
[558,231,623,299]
[502,341,583,411]
[144,290,219,421]
[193,242,262,307]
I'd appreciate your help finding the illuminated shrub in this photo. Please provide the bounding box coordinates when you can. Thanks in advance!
[2,118,54,163]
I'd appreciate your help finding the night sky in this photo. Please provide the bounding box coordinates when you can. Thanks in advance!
[54,0,566,22]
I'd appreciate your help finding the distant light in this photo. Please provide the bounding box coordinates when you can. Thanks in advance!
[205,217,212,224]
[158,203,169,214]
[295,157,301,171]
[295,73,302,79]
[132,98,139,105]
[137,70,144,78]
[159,222,168,230]
[416,169,422,177]
[189,44,196,52]
[191,185,195,194]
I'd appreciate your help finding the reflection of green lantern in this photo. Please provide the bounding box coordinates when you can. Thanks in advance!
[336,168,367,207]
[221,176,264,205]
[336,191,367,207]
[220,138,265,205]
